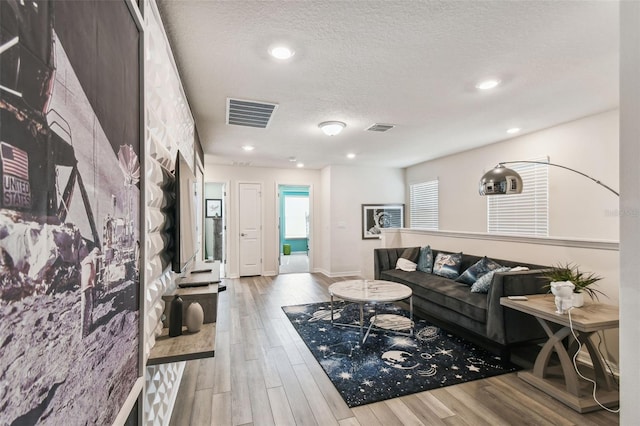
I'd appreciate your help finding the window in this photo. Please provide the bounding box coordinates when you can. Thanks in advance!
[410,180,439,230]
[284,196,309,238]
[487,158,549,236]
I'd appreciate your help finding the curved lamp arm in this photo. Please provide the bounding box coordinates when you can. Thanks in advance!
[479,161,619,197]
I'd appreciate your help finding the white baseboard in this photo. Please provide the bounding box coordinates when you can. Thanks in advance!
[576,352,619,378]
[313,268,361,278]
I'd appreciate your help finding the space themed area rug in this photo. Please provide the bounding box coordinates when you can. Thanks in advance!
[282,301,519,407]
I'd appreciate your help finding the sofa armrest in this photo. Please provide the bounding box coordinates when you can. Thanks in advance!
[486,269,551,345]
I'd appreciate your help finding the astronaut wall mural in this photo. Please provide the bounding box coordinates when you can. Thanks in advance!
[0,1,141,424]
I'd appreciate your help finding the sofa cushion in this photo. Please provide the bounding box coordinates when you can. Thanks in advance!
[400,247,420,263]
[380,269,487,323]
[456,256,503,285]
[432,252,463,279]
[417,246,433,273]
[470,266,511,293]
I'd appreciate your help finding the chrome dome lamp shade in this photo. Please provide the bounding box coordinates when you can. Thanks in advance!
[479,164,523,195]
[479,161,619,197]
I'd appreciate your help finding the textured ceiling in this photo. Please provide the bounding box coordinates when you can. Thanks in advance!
[157,1,619,170]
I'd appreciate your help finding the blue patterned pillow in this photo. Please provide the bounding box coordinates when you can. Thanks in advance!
[456,257,503,285]
[432,252,463,279]
[417,246,433,273]
[470,266,511,293]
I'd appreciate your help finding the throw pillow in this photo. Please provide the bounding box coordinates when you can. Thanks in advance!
[417,246,433,273]
[396,258,417,272]
[395,247,420,272]
[470,266,511,293]
[455,256,503,285]
[432,252,463,279]
[510,266,530,272]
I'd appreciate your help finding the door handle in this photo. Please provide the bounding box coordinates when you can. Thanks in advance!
[241,233,246,237]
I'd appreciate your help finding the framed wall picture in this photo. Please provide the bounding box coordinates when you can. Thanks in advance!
[206,198,222,218]
[362,204,405,239]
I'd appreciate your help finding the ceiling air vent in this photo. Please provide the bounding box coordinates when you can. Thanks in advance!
[226,98,278,128]
[366,123,395,132]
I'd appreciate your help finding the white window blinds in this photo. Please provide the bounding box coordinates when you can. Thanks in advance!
[487,158,549,236]
[410,180,439,230]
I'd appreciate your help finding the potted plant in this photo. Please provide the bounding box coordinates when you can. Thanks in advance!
[544,263,606,307]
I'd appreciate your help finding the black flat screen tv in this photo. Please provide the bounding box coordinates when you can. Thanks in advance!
[172,151,199,273]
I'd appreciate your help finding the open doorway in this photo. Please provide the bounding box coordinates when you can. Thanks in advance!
[278,185,310,274]
[204,182,226,278]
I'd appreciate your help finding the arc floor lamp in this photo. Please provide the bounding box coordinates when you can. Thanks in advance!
[478,161,619,197]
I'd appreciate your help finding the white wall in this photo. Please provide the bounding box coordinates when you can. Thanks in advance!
[406,110,620,240]
[204,160,322,277]
[325,165,405,278]
[620,2,640,421]
[320,167,332,275]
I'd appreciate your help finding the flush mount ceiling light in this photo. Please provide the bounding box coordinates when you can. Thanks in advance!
[507,127,521,134]
[347,153,356,159]
[242,145,254,151]
[296,163,304,168]
[475,78,501,90]
[269,45,295,60]
[319,121,346,136]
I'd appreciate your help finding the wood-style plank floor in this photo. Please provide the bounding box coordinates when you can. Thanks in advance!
[169,273,619,426]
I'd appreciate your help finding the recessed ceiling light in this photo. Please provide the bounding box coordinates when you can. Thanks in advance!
[507,127,521,134]
[270,46,295,60]
[296,163,304,168]
[475,79,501,90]
[347,153,356,159]
[242,145,254,151]
[318,121,346,136]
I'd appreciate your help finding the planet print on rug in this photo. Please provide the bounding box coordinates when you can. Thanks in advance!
[282,301,519,407]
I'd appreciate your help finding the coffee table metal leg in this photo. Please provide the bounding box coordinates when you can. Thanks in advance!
[362,303,378,344]
[409,296,414,336]
[330,295,334,325]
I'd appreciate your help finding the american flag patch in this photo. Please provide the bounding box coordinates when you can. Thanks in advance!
[1,142,29,181]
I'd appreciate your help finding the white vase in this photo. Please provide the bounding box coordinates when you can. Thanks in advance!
[185,302,204,332]
[572,292,585,308]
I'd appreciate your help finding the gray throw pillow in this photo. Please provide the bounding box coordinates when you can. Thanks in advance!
[470,266,511,293]
[417,246,433,273]
[456,257,503,285]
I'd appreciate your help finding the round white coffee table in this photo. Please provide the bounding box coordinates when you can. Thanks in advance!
[328,279,413,343]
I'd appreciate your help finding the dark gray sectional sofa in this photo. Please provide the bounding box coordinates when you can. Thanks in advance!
[374,247,551,357]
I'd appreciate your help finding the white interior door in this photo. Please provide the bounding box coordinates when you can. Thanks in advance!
[239,182,262,276]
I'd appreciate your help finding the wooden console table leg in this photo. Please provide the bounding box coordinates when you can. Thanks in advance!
[578,332,614,391]
[533,318,580,396]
